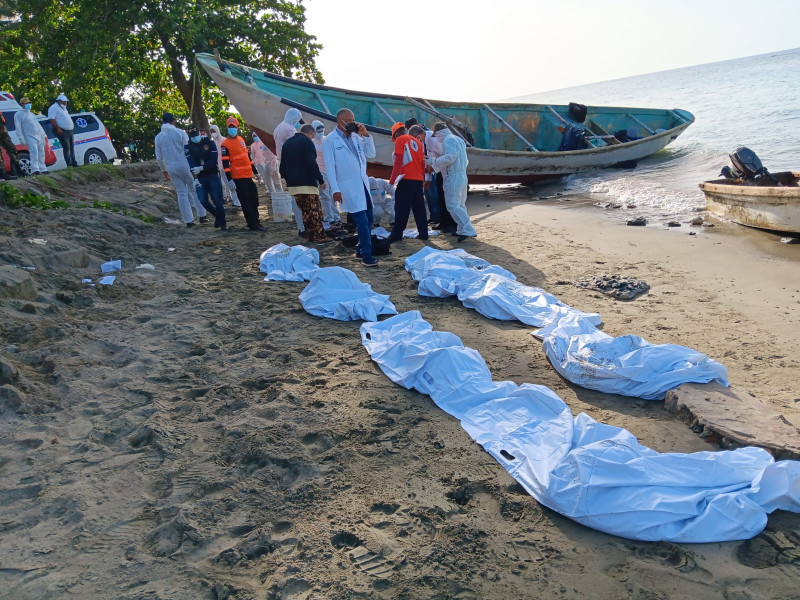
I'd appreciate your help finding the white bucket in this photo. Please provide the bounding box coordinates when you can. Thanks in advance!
[271,192,293,222]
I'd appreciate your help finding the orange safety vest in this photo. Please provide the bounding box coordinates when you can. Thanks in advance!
[220,136,254,179]
[390,134,425,183]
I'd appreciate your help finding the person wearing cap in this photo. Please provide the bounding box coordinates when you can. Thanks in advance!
[386,123,429,243]
[279,124,333,245]
[47,93,78,167]
[155,112,208,227]
[322,108,378,266]
[250,133,280,193]
[273,107,306,236]
[210,124,241,208]
[310,119,342,232]
[14,97,49,175]
[184,124,226,231]
[220,117,264,231]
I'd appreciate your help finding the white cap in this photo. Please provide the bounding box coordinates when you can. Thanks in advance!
[57,93,68,102]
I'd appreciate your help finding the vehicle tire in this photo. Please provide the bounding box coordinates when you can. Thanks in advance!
[84,148,106,165]
[17,151,32,176]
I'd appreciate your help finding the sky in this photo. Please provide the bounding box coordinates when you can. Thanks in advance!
[302,0,800,102]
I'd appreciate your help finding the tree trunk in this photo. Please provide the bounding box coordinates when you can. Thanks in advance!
[157,33,210,132]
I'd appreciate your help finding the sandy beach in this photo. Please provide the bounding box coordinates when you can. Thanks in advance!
[1,164,798,599]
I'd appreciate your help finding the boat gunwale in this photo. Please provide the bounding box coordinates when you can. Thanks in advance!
[699,172,800,198]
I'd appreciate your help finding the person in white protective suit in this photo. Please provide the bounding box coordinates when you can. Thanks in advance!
[13,97,49,175]
[210,124,241,207]
[154,112,208,227]
[273,107,306,235]
[310,119,343,230]
[250,133,281,192]
[368,176,395,228]
[429,125,476,240]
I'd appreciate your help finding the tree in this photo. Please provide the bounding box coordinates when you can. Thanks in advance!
[0,0,322,157]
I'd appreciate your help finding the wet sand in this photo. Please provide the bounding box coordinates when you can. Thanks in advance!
[1,164,798,599]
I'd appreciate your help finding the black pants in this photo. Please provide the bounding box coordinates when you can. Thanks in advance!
[436,172,457,230]
[233,178,261,229]
[389,179,428,241]
[58,129,78,167]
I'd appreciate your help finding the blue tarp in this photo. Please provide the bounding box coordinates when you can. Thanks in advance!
[259,243,319,282]
[405,247,601,327]
[299,266,397,322]
[361,311,800,542]
[534,313,728,400]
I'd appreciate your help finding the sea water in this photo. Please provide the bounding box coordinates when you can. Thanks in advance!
[514,48,800,223]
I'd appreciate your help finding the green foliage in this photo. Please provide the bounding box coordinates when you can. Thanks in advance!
[0,183,71,209]
[0,1,322,158]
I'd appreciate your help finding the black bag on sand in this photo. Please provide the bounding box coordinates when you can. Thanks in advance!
[341,234,392,256]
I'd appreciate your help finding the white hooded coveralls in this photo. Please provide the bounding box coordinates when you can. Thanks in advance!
[368,177,395,226]
[154,123,207,223]
[311,119,340,225]
[273,107,305,231]
[210,125,241,206]
[431,130,476,237]
[13,110,48,173]
[251,139,280,192]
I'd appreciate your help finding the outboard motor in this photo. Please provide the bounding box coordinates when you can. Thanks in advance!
[729,147,780,185]
[720,165,741,180]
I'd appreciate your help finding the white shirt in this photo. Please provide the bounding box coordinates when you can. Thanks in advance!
[322,129,376,214]
[154,123,191,174]
[47,102,73,130]
[13,110,47,141]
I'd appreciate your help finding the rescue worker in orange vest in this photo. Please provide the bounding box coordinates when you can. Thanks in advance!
[220,117,265,231]
[386,122,429,243]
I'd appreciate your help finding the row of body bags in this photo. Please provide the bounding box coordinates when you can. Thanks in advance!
[404,247,727,400]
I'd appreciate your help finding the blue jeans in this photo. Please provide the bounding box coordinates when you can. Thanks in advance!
[350,188,374,261]
[424,178,440,222]
[196,173,226,228]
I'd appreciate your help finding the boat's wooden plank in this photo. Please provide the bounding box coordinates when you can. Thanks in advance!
[314,92,331,114]
[670,110,688,125]
[546,105,567,125]
[484,104,538,151]
[665,382,800,460]
[588,120,621,145]
[405,97,470,143]
[627,113,656,135]
[373,99,394,123]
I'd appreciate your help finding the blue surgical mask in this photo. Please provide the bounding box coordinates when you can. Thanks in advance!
[295,122,301,130]
[191,135,201,143]
[24,103,32,111]
[253,135,259,142]
[227,127,238,136]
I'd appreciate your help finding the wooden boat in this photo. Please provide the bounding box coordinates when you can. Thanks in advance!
[197,53,694,184]
[699,172,800,233]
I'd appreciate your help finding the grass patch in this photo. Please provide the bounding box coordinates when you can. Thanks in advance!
[80,163,122,181]
[0,182,70,210]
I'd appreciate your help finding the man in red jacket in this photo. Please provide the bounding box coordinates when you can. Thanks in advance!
[387,122,429,243]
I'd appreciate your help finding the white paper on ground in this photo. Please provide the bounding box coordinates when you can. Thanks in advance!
[300,266,397,322]
[135,263,155,270]
[163,217,182,225]
[98,275,115,285]
[101,260,121,273]
[360,311,800,543]
[28,238,47,245]
[533,312,728,400]
[259,243,319,282]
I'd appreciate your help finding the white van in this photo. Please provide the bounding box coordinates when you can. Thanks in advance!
[37,111,118,169]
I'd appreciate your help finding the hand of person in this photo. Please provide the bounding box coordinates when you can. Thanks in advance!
[357,123,368,137]
[191,166,202,175]
[425,165,434,174]
[227,179,236,191]
[423,180,430,190]
[425,157,433,166]
[163,171,171,181]
[193,179,201,189]
[333,192,342,204]
[320,182,326,190]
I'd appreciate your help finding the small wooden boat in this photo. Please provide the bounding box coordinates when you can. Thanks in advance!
[197,53,694,184]
[699,172,800,233]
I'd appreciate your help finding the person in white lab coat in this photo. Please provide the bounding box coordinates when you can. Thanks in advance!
[154,113,207,227]
[210,124,241,207]
[430,126,476,240]
[322,108,378,266]
[273,107,306,235]
[14,97,48,174]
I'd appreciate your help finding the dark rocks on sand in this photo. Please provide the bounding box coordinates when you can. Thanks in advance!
[690,216,704,226]
[627,217,647,226]
[575,274,650,300]
[0,266,38,301]
[666,221,681,227]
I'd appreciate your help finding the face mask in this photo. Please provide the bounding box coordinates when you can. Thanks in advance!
[24,104,31,111]
[227,127,238,136]
[315,129,324,138]
[344,121,359,135]
[253,136,259,142]
[190,135,201,143]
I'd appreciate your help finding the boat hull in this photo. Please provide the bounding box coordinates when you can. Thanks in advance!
[199,55,693,184]
[699,172,800,233]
